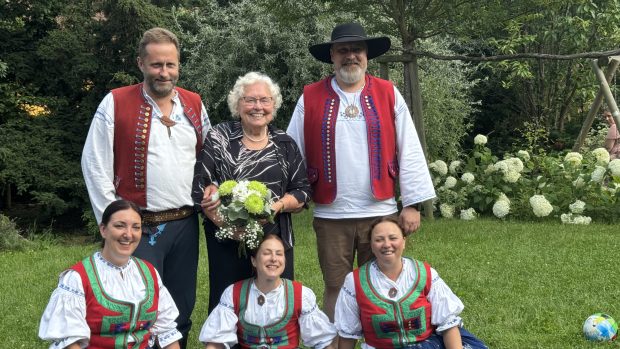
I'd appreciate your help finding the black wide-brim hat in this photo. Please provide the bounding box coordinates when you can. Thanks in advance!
[309,23,391,64]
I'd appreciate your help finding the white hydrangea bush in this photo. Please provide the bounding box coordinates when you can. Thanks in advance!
[428,133,619,223]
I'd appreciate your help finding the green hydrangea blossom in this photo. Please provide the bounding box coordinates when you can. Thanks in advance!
[219,180,238,196]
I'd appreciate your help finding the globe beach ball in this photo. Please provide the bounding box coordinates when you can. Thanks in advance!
[583,313,618,341]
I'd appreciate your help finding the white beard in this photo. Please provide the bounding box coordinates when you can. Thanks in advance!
[336,65,365,84]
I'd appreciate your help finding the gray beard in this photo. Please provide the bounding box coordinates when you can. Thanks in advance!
[146,79,177,98]
[336,66,365,85]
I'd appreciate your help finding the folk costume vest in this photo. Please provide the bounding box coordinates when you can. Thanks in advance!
[232,278,302,349]
[111,83,203,207]
[353,259,435,348]
[71,255,159,349]
[302,74,398,204]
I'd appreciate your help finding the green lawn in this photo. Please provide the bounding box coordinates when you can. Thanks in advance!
[1,211,619,348]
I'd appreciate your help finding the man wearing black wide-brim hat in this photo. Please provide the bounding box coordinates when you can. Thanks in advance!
[287,23,435,320]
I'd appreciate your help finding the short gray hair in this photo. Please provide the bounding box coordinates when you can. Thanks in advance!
[227,72,283,119]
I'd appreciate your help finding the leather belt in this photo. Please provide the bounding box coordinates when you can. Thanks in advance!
[142,206,194,226]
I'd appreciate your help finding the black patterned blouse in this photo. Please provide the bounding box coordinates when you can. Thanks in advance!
[192,120,311,247]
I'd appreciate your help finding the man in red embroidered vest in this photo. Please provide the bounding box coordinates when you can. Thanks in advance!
[286,22,435,321]
[81,27,210,348]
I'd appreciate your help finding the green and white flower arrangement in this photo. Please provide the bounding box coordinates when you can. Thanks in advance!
[214,179,274,256]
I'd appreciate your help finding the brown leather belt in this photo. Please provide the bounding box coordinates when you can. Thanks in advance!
[142,206,195,226]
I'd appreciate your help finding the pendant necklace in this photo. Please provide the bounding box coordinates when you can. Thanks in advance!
[340,82,364,118]
[388,287,398,298]
[343,92,360,118]
[159,98,176,138]
[257,294,265,306]
[160,115,176,138]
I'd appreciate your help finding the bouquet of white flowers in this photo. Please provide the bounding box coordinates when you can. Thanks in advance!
[213,179,274,256]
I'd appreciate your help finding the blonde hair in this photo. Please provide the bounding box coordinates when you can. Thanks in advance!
[138,27,180,59]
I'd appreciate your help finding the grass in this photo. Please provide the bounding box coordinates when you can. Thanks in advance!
[1,211,619,348]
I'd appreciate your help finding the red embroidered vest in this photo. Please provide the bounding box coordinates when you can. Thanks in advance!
[303,74,398,204]
[353,259,434,348]
[111,83,203,207]
[233,278,302,349]
[71,255,159,349]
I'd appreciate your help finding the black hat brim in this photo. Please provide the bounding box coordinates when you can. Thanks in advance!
[309,36,391,64]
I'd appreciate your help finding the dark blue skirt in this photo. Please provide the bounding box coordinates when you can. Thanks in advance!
[402,327,487,349]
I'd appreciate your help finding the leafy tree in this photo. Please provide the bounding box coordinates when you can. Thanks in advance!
[321,1,509,155]
[267,0,500,158]
[478,0,620,149]
[417,37,477,161]
[0,0,175,228]
[176,0,334,129]
[0,0,70,213]
[178,0,482,160]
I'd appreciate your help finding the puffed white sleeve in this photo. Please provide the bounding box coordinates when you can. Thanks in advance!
[81,92,118,224]
[198,285,239,349]
[334,272,363,339]
[286,95,306,157]
[151,270,183,347]
[393,86,436,207]
[38,270,90,349]
[427,267,464,333]
[299,285,337,349]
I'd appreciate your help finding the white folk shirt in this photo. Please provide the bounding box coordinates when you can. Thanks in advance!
[335,258,464,349]
[199,281,337,349]
[38,252,182,349]
[81,87,210,223]
[287,79,435,219]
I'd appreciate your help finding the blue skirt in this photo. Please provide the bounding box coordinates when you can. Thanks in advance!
[403,327,487,349]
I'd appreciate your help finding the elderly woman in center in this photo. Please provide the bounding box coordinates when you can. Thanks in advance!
[192,71,311,313]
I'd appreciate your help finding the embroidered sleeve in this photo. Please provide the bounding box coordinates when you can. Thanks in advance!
[152,270,182,347]
[299,286,337,349]
[38,270,90,348]
[286,95,306,155]
[200,103,211,141]
[81,92,117,223]
[198,285,239,348]
[282,135,311,205]
[334,273,363,339]
[392,86,436,207]
[427,267,464,332]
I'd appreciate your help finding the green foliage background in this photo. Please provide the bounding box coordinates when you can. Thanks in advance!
[1,0,620,228]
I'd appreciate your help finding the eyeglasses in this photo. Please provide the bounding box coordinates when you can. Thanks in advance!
[241,96,274,106]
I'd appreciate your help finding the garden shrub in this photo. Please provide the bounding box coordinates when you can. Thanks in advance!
[0,214,31,251]
[430,134,620,223]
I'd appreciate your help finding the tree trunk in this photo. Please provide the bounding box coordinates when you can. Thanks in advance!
[402,42,428,157]
[4,183,11,210]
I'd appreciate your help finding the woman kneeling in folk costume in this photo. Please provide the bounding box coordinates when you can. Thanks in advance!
[39,200,182,349]
[199,234,337,349]
[335,216,487,349]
